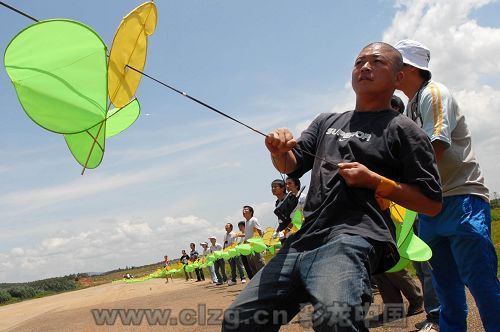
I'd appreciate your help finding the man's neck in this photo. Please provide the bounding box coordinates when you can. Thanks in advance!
[275,193,286,201]
[401,76,426,100]
[355,96,392,112]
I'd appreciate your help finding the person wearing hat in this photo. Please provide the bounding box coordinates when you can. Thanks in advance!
[395,39,499,332]
[223,42,442,331]
[209,236,227,285]
[200,241,218,284]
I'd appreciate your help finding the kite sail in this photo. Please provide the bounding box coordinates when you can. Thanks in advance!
[3,1,157,171]
[386,203,432,272]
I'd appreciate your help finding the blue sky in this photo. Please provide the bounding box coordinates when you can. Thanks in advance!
[1,0,499,282]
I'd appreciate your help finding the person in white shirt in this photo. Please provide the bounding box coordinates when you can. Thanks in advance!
[209,236,227,285]
[242,206,265,275]
[236,221,254,279]
[224,223,247,285]
[200,242,218,284]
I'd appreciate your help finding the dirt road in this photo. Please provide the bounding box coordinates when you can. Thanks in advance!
[0,278,484,331]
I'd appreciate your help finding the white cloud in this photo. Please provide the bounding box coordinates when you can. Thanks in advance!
[382,0,500,194]
[0,214,225,282]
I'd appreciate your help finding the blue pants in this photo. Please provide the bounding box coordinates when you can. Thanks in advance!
[420,194,500,332]
[222,234,383,331]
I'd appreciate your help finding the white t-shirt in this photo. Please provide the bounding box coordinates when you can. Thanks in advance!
[223,232,236,248]
[210,243,223,253]
[290,192,307,219]
[244,217,263,241]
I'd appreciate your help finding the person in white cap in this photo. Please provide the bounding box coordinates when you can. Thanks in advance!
[223,42,442,331]
[200,242,218,284]
[209,236,227,285]
[395,39,499,332]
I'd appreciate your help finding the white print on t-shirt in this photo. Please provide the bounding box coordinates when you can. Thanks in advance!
[325,127,371,142]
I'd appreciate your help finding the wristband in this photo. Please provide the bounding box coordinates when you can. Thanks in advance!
[375,176,397,210]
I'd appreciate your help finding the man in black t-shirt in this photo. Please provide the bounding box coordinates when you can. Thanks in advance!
[180,250,192,281]
[189,243,205,282]
[223,42,442,331]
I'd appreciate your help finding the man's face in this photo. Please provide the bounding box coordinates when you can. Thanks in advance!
[210,238,216,245]
[225,224,232,233]
[190,243,195,249]
[285,179,297,193]
[238,224,245,232]
[242,208,251,219]
[352,44,400,97]
[271,183,285,197]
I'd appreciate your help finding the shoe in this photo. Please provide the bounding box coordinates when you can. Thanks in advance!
[407,300,424,316]
[416,322,439,332]
[228,280,236,286]
[216,282,223,286]
[241,279,246,284]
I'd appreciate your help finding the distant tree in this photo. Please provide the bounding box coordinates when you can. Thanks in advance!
[8,286,37,299]
[0,290,12,303]
[491,192,499,209]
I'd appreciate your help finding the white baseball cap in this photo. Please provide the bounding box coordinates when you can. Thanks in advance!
[394,39,432,78]
[208,236,216,240]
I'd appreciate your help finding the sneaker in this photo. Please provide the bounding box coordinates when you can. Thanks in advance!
[417,322,439,332]
[241,279,247,284]
[228,280,237,286]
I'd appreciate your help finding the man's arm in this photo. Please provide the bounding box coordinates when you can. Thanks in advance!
[431,140,446,162]
[265,128,299,174]
[338,162,442,216]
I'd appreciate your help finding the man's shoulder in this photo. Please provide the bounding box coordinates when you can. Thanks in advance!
[421,81,452,99]
[315,111,353,123]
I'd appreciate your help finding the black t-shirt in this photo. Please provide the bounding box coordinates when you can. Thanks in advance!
[180,254,190,265]
[286,110,442,272]
[190,250,199,260]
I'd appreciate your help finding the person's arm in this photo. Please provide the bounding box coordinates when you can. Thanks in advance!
[431,140,446,162]
[265,128,298,174]
[255,227,264,237]
[338,162,442,216]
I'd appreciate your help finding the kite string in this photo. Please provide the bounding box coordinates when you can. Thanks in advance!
[125,65,339,169]
[0,1,38,22]
[1,1,338,169]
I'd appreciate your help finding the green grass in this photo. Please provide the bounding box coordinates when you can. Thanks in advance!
[492,208,500,276]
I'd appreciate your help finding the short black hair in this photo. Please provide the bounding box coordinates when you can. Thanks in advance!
[243,205,254,216]
[362,42,404,72]
[271,179,285,188]
[390,95,405,113]
[286,177,301,188]
[418,69,431,82]
[238,221,245,228]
